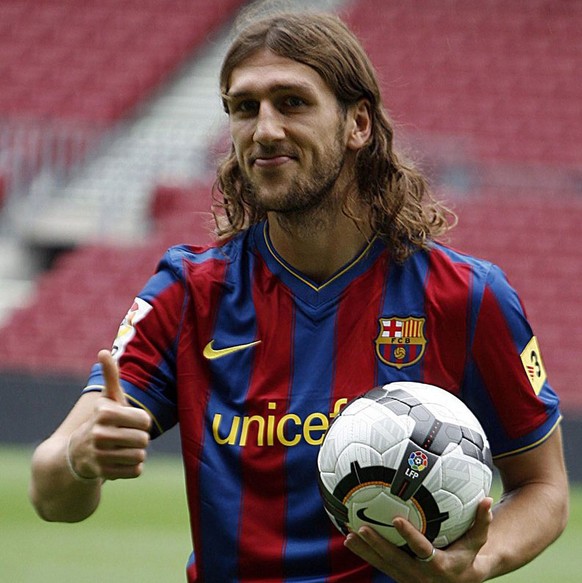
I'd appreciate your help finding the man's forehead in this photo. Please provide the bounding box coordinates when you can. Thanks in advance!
[226,49,326,96]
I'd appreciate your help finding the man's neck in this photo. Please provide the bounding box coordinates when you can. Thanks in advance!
[267,205,372,284]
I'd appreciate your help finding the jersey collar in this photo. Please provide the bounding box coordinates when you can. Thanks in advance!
[254,221,385,305]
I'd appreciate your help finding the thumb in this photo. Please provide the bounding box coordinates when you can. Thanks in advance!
[98,349,128,406]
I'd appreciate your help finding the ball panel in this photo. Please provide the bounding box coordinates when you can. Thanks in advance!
[348,487,412,546]
[336,443,382,481]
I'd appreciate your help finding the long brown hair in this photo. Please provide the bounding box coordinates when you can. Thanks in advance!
[213,10,455,261]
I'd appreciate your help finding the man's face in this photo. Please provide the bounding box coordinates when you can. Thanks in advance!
[224,49,350,214]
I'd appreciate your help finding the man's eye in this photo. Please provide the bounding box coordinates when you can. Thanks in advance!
[232,100,258,115]
[283,96,306,108]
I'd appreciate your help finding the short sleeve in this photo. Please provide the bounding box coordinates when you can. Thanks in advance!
[84,248,189,437]
[467,264,561,458]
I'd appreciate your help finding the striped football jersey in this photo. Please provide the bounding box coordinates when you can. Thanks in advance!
[84,221,561,582]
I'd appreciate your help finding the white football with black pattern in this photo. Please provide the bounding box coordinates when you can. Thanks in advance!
[317,382,493,549]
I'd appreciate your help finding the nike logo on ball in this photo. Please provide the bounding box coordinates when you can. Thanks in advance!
[203,339,261,360]
[356,507,395,528]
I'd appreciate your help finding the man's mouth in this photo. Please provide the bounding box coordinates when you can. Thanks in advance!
[253,155,294,168]
[250,148,297,168]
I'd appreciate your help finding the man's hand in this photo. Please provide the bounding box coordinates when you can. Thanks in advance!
[67,350,152,481]
[344,497,493,583]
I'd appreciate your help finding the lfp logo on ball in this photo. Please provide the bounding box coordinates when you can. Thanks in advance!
[408,451,428,472]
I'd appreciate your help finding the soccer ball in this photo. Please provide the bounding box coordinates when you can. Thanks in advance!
[317,382,493,549]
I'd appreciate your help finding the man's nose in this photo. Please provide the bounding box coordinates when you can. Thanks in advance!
[253,103,285,144]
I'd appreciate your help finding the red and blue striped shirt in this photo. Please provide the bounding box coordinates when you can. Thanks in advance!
[85,221,561,582]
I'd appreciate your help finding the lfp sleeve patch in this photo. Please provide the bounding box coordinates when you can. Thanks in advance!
[111,297,153,359]
[520,336,547,395]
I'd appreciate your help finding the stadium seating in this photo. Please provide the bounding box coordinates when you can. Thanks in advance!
[0,181,214,375]
[0,0,580,416]
[343,0,582,169]
[0,240,176,374]
[0,0,246,201]
[0,0,246,123]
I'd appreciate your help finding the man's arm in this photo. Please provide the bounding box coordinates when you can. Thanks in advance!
[344,426,569,582]
[478,425,569,578]
[29,351,152,523]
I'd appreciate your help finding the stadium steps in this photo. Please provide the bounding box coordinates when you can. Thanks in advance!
[2,0,248,248]
[0,0,248,329]
[0,0,580,415]
[0,237,36,326]
[0,0,352,373]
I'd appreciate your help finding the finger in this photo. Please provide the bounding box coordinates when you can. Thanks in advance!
[102,464,145,481]
[392,517,435,560]
[466,497,494,548]
[92,426,151,450]
[344,529,386,567]
[98,456,147,480]
[97,446,147,466]
[94,401,152,432]
[98,349,128,406]
[90,425,150,481]
[345,526,415,580]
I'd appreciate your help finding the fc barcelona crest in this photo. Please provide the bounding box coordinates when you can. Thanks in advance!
[375,317,427,369]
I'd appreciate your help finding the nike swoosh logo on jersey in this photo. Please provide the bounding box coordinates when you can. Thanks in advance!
[356,507,395,528]
[203,339,261,360]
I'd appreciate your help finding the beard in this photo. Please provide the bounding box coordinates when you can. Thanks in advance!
[240,123,348,226]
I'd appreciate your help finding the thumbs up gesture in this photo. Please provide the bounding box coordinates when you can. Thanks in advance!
[98,349,129,406]
[67,350,152,482]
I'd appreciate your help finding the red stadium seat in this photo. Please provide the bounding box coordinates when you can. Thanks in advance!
[0,0,580,419]
[343,0,582,169]
[0,0,247,125]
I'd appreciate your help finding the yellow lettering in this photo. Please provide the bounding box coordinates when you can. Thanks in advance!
[212,398,350,447]
[267,402,276,446]
[277,414,301,446]
[241,415,265,446]
[212,414,240,445]
[330,398,348,419]
[303,412,328,445]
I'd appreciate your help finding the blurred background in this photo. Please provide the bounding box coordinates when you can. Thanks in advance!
[0,0,580,580]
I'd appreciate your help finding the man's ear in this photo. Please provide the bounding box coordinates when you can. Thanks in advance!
[346,99,372,151]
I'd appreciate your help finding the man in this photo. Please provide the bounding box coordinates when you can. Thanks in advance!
[30,11,568,583]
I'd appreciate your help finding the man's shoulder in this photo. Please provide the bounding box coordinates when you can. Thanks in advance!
[395,242,501,297]
[164,228,255,265]
[154,228,259,284]
[425,241,496,276]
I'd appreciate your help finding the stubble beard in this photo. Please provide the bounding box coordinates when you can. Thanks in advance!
[241,126,349,236]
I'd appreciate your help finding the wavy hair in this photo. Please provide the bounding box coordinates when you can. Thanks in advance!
[213,10,455,261]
